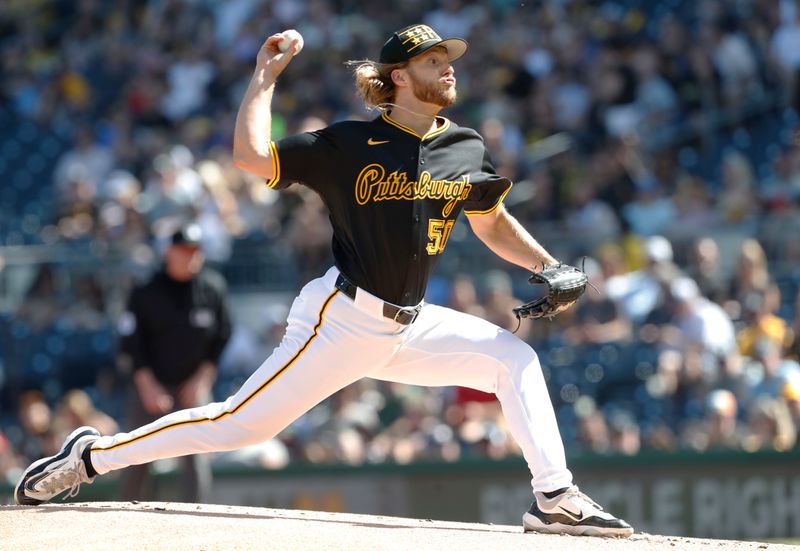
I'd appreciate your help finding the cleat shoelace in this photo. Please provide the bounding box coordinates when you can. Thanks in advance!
[563,485,604,511]
[37,469,84,500]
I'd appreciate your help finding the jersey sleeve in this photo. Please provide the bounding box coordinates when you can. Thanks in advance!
[265,128,338,190]
[463,147,512,215]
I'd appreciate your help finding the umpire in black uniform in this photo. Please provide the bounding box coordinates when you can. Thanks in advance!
[116,223,231,502]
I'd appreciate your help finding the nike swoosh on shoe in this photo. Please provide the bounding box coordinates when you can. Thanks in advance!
[558,506,584,520]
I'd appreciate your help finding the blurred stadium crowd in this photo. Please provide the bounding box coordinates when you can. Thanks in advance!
[2,0,800,486]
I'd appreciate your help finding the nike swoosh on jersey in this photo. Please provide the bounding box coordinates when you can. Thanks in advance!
[558,506,584,520]
[367,138,390,145]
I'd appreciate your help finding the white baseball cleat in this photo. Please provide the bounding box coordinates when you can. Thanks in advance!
[523,485,634,537]
[14,426,100,505]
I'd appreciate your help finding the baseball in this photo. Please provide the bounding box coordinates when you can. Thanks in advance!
[277,29,304,54]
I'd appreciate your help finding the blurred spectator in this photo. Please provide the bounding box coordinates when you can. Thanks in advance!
[707,15,762,108]
[219,306,288,381]
[446,273,486,319]
[563,182,621,247]
[686,236,728,305]
[759,146,800,210]
[605,235,681,324]
[668,277,737,360]
[729,238,773,307]
[13,390,58,462]
[783,379,800,445]
[704,389,744,450]
[482,270,526,334]
[682,389,745,451]
[576,406,612,454]
[63,274,108,331]
[596,242,629,280]
[669,175,718,237]
[15,264,63,333]
[564,258,631,346]
[639,269,683,345]
[53,126,115,203]
[214,437,290,470]
[770,0,800,109]
[424,0,474,40]
[793,288,800,360]
[283,188,334,282]
[621,180,677,237]
[716,151,758,225]
[736,290,794,357]
[645,348,704,432]
[160,45,216,122]
[747,338,800,401]
[742,395,797,452]
[53,389,119,442]
[144,145,206,224]
[618,139,677,236]
[631,44,679,133]
[715,351,751,400]
[0,430,24,486]
[642,422,678,453]
[608,410,641,456]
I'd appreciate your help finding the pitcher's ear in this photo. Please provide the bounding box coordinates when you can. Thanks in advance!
[391,68,408,87]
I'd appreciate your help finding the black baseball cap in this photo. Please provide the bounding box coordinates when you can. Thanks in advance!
[171,223,203,247]
[379,24,468,64]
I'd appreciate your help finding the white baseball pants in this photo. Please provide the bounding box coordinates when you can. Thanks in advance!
[90,267,573,493]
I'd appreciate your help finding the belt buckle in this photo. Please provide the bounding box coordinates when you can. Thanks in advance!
[393,305,420,325]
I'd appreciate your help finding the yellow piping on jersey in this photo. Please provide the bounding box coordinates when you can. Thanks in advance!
[91,289,340,454]
[381,112,450,141]
[264,141,281,188]
[464,184,512,216]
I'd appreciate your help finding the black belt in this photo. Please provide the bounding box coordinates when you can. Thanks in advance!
[335,273,421,325]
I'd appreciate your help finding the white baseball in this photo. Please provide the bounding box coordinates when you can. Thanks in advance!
[277,29,304,53]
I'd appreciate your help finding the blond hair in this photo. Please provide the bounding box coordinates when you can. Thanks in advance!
[348,60,406,110]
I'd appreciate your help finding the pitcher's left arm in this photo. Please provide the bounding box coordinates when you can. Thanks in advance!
[467,204,558,270]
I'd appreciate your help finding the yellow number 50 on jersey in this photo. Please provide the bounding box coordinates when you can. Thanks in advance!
[426,218,455,255]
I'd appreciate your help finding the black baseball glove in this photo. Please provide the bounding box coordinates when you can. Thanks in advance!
[513,264,588,320]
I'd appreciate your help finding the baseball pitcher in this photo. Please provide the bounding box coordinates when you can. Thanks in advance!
[15,24,632,538]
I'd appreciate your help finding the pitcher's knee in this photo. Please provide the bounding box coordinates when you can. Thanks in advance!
[204,418,273,451]
[494,337,542,388]
[198,399,279,450]
[497,333,538,366]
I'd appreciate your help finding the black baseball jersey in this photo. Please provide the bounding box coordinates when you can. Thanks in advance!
[267,112,511,306]
[118,269,232,385]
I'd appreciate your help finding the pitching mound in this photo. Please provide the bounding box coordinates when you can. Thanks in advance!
[0,501,793,550]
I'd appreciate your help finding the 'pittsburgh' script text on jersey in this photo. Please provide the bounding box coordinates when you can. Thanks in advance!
[355,164,471,217]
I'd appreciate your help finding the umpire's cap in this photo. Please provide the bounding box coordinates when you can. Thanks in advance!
[171,223,203,247]
[379,24,467,64]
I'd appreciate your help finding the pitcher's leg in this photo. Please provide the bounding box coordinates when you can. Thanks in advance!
[371,305,571,492]
[89,286,395,475]
[14,272,405,506]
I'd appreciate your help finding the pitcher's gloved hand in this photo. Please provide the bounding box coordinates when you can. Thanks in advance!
[512,264,588,320]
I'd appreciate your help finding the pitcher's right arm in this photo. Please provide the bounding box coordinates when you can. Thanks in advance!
[232,32,300,179]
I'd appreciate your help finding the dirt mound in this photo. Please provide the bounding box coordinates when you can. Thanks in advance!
[0,501,791,550]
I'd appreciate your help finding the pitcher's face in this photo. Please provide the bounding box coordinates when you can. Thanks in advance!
[405,47,457,107]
